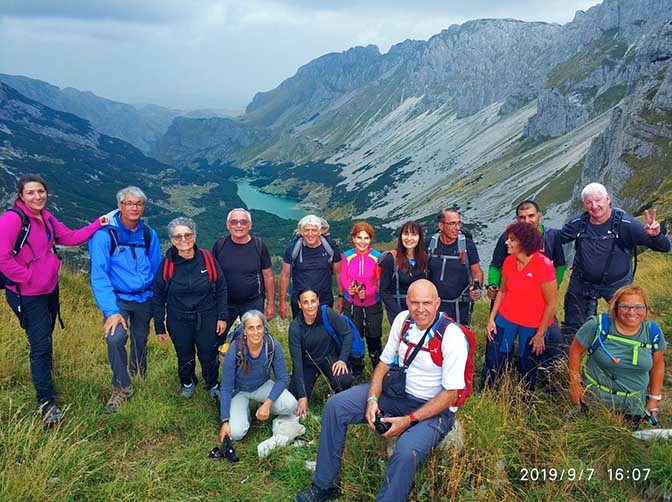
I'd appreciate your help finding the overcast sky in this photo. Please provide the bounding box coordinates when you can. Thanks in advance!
[0,0,601,110]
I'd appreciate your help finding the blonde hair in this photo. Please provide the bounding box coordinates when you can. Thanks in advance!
[607,284,652,320]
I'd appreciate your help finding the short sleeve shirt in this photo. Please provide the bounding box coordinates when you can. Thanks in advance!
[283,240,342,305]
[213,237,272,304]
[575,316,667,415]
[499,251,555,327]
[380,311,468,402]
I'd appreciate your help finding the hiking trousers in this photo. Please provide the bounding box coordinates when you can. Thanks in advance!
[290,353,354,400]
[312,384,455,502]
[561,277,627,352]
[345,300,383,371]
[167,306,219,389]
[221,296,264,339]
[229,379,298,440]
[6,287,59,405]
[439,300,471,326]
[106,299,151,388]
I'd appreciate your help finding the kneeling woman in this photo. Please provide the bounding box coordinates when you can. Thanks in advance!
[152,217,227,398]
[289,289,354,418]
[569,285,666,428]
[219,310,297,441]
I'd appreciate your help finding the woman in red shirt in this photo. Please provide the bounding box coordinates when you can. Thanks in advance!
[484,221,556,389]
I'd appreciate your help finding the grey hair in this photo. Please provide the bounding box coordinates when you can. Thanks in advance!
[226,207,252,224]
[167,217,197,239]
[581,182,608,200]
[241,310,266,327]
[116,186,147,203]
[320,218,330,234]
[298,214,322,232]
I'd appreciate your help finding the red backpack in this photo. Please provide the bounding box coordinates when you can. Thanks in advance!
[162,248,218,286]
[400,312,476,407]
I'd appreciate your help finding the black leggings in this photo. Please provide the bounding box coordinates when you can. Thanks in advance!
[291,354,354,399]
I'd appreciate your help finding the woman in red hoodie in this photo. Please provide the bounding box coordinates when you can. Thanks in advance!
[0,174,107,425]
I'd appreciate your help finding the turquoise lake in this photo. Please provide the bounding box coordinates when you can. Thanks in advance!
[235,180,307,220]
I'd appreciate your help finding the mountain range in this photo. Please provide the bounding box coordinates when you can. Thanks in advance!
[1,0,671,261]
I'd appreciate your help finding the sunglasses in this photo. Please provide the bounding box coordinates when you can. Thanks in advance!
[617,304,647,312]
[228,219,249,226]
[172,233,194,241]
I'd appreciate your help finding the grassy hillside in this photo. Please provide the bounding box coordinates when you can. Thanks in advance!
[1,254,671,501]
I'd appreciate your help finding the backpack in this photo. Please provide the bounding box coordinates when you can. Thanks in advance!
[399,312,476,407]
[108,225,151,257]
[574,208,637,281]
[428,232,470,282]
[320,304,366,358]
[161,248,218,290]
[380,249,403,307]
[0,207,58,289]
[219,324,275,372]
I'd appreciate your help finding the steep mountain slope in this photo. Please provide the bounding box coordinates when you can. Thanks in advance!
[152,1,671,249]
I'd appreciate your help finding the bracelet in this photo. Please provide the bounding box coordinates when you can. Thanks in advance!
[367,396,378,402]
[408,413,419,425]
[647,394,662,401]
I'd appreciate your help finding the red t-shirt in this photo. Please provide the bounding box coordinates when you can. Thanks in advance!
[499,251,555,328]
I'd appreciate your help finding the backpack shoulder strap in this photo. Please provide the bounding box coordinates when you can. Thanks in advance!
[142,225,151,256]
[212,236,228,259]
[574,212,591,251]
[107,228,119,256]
[320,304,335,337]
[320,236,334,263]
[161,256,174,284]
[588,313,609,354]
[428,233,440,256]
[290,236,304,264]
[400,314,413,338]
[253,236,263,260]
[7,208,31,256]
[199,248,217,283]
[649,321,662,351]
[433,312,451,341]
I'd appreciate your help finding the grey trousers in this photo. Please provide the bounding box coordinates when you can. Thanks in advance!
[312,384,455,502]
[229,380,298,440]
[105,299,152,388]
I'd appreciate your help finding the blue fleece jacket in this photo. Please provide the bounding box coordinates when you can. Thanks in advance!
[89,211,161,317]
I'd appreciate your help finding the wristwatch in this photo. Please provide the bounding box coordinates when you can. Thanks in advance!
[408,413,419,426]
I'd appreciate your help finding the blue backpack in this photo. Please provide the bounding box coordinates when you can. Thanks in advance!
[320,304,366,358]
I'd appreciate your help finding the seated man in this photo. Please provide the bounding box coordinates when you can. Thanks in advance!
[294,279,468,502]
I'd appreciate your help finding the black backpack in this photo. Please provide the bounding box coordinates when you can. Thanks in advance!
[107,225,151,257]
[0,207,58,289]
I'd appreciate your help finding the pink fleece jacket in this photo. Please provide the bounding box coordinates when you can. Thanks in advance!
[0,200,102,296]
[340,247,381,307]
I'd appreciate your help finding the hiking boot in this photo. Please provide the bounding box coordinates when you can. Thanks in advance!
[294,483,340,502]
[104,385,134,412]
[40,402,63,427]
[208,384,220,400]
[180,383,195,399]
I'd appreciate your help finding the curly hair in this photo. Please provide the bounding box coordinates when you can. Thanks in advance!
[506,221,542,256]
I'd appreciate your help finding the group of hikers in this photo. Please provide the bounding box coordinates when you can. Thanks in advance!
[0,173,668,502]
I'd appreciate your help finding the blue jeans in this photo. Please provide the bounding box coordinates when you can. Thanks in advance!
[6,287,60,405]
[313,384,455,502]
[482,313,545,390]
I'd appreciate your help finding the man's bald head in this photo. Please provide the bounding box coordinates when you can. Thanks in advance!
[407,279,441,329]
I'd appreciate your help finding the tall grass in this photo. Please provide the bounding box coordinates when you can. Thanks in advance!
[1,253,671,500]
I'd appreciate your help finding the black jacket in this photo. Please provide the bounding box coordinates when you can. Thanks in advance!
[152,244,228,333]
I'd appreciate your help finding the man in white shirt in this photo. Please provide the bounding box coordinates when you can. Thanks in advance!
[294,279,469,502]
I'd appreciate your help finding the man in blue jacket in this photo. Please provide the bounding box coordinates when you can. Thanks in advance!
[89,186,161,412]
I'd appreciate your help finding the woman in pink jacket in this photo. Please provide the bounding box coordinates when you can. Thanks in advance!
[340,221,383,377]
[0,174,107,425]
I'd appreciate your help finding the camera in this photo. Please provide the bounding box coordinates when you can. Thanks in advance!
[374,414,391,435]
[209,436,240,462]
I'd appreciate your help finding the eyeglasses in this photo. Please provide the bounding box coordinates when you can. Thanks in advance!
[442,221,461,227]
[228,219,249,226]
[617,304,647,312]
[120,201,145,208]
[172,233,194,241]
